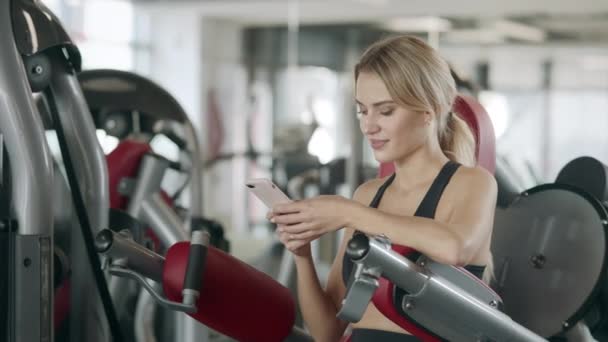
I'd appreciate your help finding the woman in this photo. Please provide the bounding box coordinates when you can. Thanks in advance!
[269,35,497,342]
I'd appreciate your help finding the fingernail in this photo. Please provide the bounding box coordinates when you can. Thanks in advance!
[270,218,276,223]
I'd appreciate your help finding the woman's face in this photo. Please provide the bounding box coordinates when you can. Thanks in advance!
[355,71,430,163]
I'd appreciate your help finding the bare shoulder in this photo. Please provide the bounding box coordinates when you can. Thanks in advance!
[456,165,496,188]
[449,165,497,199]
[352,176,390,204]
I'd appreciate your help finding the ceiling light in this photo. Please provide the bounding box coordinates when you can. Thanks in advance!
[382,16,452,32]
[350,0,391,6]
[443,29,505,44]
[492,19,546,42]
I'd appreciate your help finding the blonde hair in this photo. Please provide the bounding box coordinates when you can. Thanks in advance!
[355,35,476,167]
[356,35,494,283]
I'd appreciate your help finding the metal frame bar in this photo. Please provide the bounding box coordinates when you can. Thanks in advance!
[0,1,55,341]
[342,235,547,341]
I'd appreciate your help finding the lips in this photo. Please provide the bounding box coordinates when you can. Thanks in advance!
[370,139,388,149]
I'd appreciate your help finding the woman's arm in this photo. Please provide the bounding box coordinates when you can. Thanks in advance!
[285,184,377,341]
[347,167,497,265]
[291,231,351,342]
[273,167,497,266]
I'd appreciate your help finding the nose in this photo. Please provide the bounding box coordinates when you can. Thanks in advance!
[360,113,380,135]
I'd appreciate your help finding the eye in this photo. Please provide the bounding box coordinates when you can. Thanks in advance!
[356,109,367,119]
[380,109,394,116]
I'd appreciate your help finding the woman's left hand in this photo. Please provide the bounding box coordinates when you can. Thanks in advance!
[269,195,355,243]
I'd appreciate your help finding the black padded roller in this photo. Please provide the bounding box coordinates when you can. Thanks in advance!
[183,231,209,297]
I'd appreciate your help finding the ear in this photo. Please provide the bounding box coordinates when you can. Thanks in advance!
[424,111,433,125]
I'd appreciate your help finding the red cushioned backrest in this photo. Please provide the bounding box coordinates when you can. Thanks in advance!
[453,95,496,174]
[373,94,497,341]
[106,139,152,209]
[106,139,174,252]
[378,94,496,177]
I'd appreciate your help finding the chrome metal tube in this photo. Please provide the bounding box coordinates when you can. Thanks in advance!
[141,193,188,246]
[135,281,159,342]
[127,154,169,218]
[184,121,203,217]
[48,69,109,231]
[357,236,546,342]
[0,1,54,237]
[351,236,428,294]
[0,2,54,341]
[96,230,164,282]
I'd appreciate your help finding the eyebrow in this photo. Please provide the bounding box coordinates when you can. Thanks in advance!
[355,99,395,107]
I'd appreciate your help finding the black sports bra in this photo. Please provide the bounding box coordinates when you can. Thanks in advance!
[342,161,486,285]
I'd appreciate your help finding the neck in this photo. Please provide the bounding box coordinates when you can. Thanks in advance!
[392,138,449,191]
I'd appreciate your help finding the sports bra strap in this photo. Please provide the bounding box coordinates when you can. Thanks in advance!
[414,161,461,219]
[369,173,396,208]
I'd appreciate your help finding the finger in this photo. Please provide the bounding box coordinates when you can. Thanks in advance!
[279,231,306,247]
[272,202,302,215]
[271,213,307,225]
[278,231,291,244]
[277,228,289,238]
[289,230,318,240]
[286,239,307,251]
[282,222,313,234]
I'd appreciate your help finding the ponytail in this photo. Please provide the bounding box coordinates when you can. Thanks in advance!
[439,111,476,167]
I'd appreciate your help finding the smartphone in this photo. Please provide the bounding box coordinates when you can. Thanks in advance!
[245,178,291,208]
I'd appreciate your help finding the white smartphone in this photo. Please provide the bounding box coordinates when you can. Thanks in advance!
[245,178,291,208]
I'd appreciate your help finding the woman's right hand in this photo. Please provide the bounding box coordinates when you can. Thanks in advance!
[277,224,312,257]
[267,211,312,257]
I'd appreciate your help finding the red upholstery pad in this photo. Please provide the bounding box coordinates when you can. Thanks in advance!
[106,139,151,209]
[453,94,496,174]
[106,139,172,250]
[163,242,296,342]
[54,280,70,331]
[373,94,497,340]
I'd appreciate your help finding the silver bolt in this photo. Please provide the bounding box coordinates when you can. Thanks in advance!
[530,254,546,269]
[34,65,43,75]
[419,261,426,267]
[489,300,498,307]
[602,220,608,225]
[563,321,570,329]
[106,119,117,130]
[404,301,415,310]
